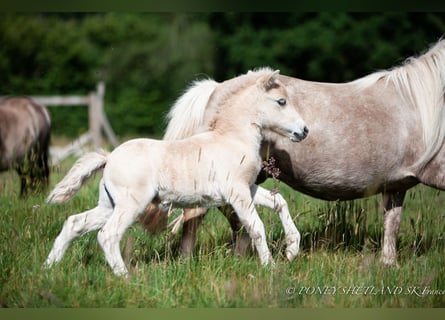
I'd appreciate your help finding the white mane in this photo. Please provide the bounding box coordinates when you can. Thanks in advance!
[387,40,445,169]
[351,39,445,169]
[163,78,218,140]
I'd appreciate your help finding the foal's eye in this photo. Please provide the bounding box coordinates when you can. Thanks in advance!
[277,98,286,106]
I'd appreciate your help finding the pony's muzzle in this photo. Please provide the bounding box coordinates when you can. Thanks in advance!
[291,125,309,142]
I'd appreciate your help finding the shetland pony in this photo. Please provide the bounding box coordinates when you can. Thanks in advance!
[142,39,445,266]
[44,70,308,276]
[0,97,51,196]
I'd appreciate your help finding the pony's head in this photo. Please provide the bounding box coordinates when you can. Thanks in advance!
[255,70,308,142]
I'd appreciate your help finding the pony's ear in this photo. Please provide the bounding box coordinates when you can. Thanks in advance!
[258,70,280,91]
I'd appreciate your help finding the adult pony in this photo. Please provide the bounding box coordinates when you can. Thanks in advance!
[141,39,445,266]
[0,97,51,196]
[44,70,308,277]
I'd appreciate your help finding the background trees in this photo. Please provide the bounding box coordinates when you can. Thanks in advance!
[1,12,444,138]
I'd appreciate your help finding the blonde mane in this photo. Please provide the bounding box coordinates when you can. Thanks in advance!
[164,67,275,140]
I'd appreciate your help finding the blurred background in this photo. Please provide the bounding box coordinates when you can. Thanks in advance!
[1,12,444,139]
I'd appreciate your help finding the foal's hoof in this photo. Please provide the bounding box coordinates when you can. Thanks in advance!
[266,260,276,269]
[43,257,56,269]
[260,257,276,268]
[285,241,300,262]
[113,267,130,279]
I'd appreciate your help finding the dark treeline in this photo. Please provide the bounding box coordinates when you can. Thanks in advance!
[1,12,444,137]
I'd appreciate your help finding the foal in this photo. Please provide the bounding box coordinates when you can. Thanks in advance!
[44,70,308,276]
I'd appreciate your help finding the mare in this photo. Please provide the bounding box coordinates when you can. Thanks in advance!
[141,39,445,266]
[44,70,309,277]
[0,97,51,196]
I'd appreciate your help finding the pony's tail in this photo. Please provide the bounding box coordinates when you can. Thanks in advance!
[47,150,109,204]
[163,78,218,140]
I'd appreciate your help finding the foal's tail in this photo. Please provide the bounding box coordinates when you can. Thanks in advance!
[46,150,109,204]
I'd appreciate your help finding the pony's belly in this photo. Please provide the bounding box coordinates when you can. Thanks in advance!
[293,183,378,201]
[286,174,418,201]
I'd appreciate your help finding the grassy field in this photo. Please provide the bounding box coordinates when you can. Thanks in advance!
[0,156,444,307]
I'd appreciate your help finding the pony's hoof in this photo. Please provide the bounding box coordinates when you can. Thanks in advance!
[379,255,400,268]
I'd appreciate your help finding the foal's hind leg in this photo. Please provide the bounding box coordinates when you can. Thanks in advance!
[251,185,300,261]
[97,201,148,277]
[45,205,113,267]
[45,183,114,267]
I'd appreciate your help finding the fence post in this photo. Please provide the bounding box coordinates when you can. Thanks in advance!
[89,82,105,148]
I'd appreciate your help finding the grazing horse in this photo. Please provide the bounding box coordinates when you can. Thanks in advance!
[44,69,309,277]
[0,97,51,196]
[141,39,445,266]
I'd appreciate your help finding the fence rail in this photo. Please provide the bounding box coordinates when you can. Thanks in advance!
[31,96,90,106]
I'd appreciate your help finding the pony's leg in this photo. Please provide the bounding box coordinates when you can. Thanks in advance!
[381,190,406,266]
[180,208,206,256]
[251,185,300,262]
[229,187,272,266]
[19,174,27,196]
[177,207,252,257]
[45,183,114,266]
[35,140,50,190]
[16,165,28,196]
[139,204,168,234]
[41,133,51,188]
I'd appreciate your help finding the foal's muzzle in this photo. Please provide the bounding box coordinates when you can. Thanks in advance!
[290,125,309,142]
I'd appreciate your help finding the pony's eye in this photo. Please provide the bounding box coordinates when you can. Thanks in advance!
[277,98,286,106]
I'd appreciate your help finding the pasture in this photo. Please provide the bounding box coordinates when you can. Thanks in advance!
[0,156,444,307]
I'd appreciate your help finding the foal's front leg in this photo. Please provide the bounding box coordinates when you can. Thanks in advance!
[229,186,273,266]
[250,185,300,261]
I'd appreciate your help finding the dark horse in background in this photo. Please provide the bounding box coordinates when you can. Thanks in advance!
[139,39,445,267]
[0,97,51,196]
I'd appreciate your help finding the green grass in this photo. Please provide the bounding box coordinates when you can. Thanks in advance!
[0,158,444,307]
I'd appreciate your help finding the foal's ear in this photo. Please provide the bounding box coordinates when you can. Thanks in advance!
[259,70,280,91]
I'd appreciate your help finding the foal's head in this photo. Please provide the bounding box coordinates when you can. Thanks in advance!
[254,70,308,142]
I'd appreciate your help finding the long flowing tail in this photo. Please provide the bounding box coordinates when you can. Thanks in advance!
[47,150,109,204]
